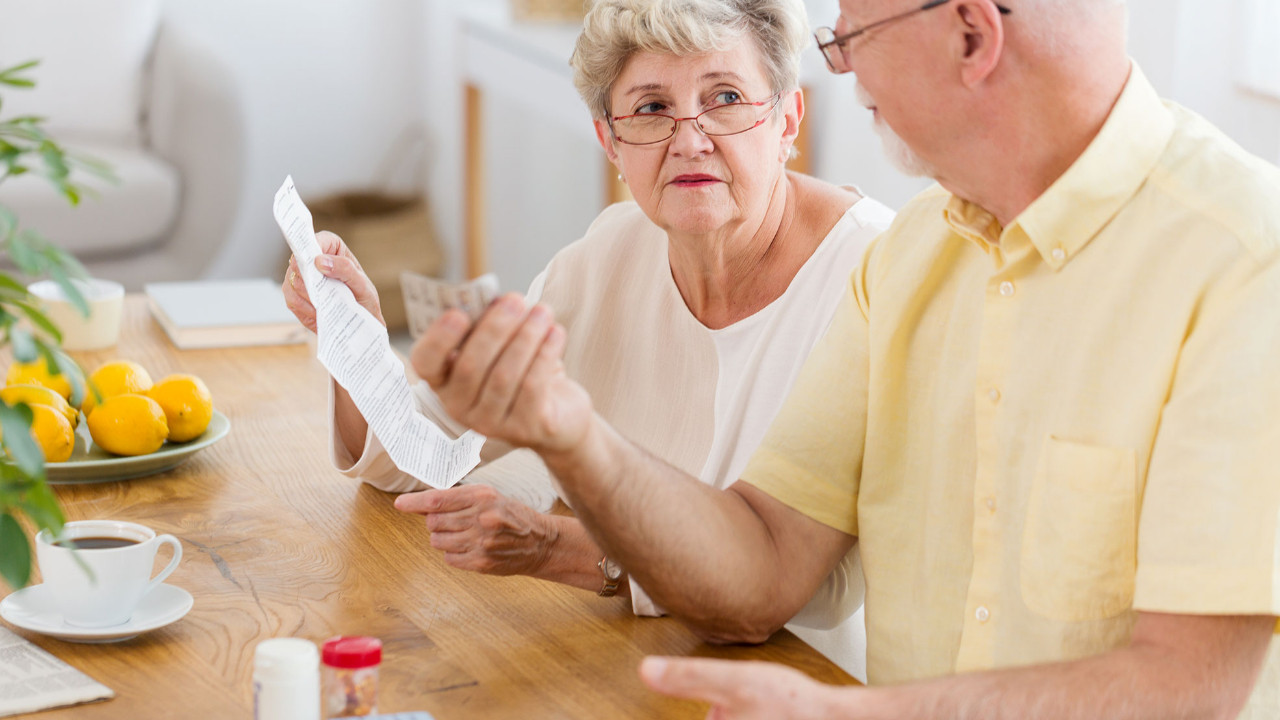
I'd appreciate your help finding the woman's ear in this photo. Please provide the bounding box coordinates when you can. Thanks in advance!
[594,117,622,170]
[778,88,805,163]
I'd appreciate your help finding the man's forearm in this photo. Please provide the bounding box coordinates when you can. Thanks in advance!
[855,614,1274,720]
[539,417,814,642]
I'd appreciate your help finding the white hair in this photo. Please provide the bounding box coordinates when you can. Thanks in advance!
[569,0,810,119]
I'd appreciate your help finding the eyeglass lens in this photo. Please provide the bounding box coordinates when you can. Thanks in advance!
[614,102,772,145]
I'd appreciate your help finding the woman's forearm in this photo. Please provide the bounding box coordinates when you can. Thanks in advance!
[532,515,630,599]
[334,382,370,462]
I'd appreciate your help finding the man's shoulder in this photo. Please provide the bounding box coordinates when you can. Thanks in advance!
[1151,103,1280,260]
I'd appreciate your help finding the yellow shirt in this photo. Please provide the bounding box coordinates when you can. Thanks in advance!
[743,62,1280,694]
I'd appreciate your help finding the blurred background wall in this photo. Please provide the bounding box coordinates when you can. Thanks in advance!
[6,0,1275,292]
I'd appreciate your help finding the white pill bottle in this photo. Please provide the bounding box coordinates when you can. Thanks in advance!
[254,638,320,720]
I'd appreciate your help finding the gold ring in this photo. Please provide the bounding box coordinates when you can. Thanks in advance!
[289,268,297,284]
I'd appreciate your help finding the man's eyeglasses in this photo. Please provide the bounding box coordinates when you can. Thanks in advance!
[815,0,1013,74]
[608,94,782,146]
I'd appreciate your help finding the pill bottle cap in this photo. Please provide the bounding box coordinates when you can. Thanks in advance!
[321,636,382,669]
[254,638,319,683]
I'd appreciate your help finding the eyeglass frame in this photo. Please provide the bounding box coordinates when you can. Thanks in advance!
[814,0,1013,74]
[606,92,784,146]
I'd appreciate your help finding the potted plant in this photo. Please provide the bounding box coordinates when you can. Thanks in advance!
[0,59,114,590]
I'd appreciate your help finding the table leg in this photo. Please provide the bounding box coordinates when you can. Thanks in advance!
[465,83,487,278]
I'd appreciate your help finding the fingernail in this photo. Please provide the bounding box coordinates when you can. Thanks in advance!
[501,296,523,315]
[318,256,333,271]
[640,657,667,679]
[529,304,551,322]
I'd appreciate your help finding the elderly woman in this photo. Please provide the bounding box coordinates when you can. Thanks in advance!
[284,0,891,677]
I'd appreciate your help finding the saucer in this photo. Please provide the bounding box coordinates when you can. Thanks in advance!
[0,583,193,643]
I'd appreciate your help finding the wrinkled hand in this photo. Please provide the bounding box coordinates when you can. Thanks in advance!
[282,230,385,332]
[640,657,843,720]
[395,484,557,576]
[410,294,594,456]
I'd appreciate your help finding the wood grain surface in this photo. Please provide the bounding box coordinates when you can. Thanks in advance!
[3,297,857,718]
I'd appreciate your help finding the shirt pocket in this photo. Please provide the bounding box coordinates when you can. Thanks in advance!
[1020,436,1138,621]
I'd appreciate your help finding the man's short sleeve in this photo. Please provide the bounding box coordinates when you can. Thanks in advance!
[740,264,872,537]
[1135,250,1280,617]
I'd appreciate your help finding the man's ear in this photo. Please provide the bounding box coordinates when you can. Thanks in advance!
[778,88,805,163]
[954,0,1005,88]
[594,118,621,169]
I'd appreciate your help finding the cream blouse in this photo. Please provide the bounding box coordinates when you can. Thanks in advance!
[331,197,894,679]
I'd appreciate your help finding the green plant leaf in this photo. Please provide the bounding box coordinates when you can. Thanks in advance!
[0,273,27,297]
[15,301,63,343]
[38,343,87,407]
[0,512,32,589]
[8,325,36,363]
[0,59,40,78]
[48,267,89,316]
[0,402,42,477]
[8,229,43,275]
[18,478,63,537]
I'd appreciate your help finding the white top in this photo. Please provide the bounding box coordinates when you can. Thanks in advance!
[331,197,894,680]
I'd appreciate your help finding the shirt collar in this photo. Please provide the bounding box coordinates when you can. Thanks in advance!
[944,62,1175,270]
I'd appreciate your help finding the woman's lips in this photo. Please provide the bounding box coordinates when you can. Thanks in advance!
[670,174,720,188]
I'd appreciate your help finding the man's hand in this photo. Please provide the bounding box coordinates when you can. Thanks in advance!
[410,294,594,456]
[639,656,845,720]
[395,485,558,576]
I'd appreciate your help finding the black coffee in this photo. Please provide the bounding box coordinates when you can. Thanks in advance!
[53,536,139,550]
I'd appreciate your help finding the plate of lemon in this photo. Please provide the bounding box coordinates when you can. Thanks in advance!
[5,358,231,484]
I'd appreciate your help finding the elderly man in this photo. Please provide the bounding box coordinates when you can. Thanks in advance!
[409,0,1280,716]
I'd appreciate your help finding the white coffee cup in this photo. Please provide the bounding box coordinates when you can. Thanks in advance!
[35,520,183,628]
[27,278,125,351]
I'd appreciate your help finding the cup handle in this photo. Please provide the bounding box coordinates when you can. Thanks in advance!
[144,534,183,595]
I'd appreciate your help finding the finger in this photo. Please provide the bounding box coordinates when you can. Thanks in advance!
[410,309,473,389]
[314,253,383,323]
[428,529,474,555]
[638,657,750,707]
[315,230,345,255]
[423,510,478,534]
[510,323,568,427]
[472,304,554,422]
[282,258,318,332]
[442,293,529,415]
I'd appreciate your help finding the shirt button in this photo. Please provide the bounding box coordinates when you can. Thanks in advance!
[1051,247,1066,262]
[987,387,1001,403]
[985,497,997,512]
[998,281,1015,297]
[976,606,990,623]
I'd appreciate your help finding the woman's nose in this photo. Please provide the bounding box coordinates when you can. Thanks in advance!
[668,117,715,156]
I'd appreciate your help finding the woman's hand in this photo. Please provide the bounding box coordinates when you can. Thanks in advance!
[282,230,385,331]
[410,294,595,457]
[395,485,558,576]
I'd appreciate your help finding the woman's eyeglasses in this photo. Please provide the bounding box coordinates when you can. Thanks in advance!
[815,0,1013,74]
[608,93,783,146]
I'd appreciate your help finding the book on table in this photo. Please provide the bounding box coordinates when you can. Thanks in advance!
[145,279,309,349]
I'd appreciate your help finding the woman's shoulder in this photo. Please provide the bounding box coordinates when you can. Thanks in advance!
[788,172,893,238]
[545,201,667,278]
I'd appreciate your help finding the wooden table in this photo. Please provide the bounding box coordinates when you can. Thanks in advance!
[5,297,855,718]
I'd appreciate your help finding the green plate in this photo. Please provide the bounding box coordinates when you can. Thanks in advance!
[45,409,231,484]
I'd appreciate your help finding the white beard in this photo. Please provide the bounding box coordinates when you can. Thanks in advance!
[857,82,936,178]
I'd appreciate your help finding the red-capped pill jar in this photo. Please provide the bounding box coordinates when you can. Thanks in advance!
[321,636,381,718]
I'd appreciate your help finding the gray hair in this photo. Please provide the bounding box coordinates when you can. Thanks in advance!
[569,0,810,120]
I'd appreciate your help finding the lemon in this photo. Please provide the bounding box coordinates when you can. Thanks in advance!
[147,374,213,442]
[86,393,168,456]
[6,358,74,401]
[27,403,75,463]
[82,360,153,417]
[0,384,79,429]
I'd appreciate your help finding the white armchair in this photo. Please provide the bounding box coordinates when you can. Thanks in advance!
[0,0,245,290]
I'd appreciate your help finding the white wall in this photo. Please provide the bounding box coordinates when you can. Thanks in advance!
[193,0,1280,286]
[160,0,429,282]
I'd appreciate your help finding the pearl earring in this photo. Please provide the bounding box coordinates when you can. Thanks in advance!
[617,173,625,182]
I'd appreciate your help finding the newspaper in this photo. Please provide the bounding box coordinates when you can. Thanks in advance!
[400,271,500,340]
[0,627,113,716]
[273,176,484,490]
